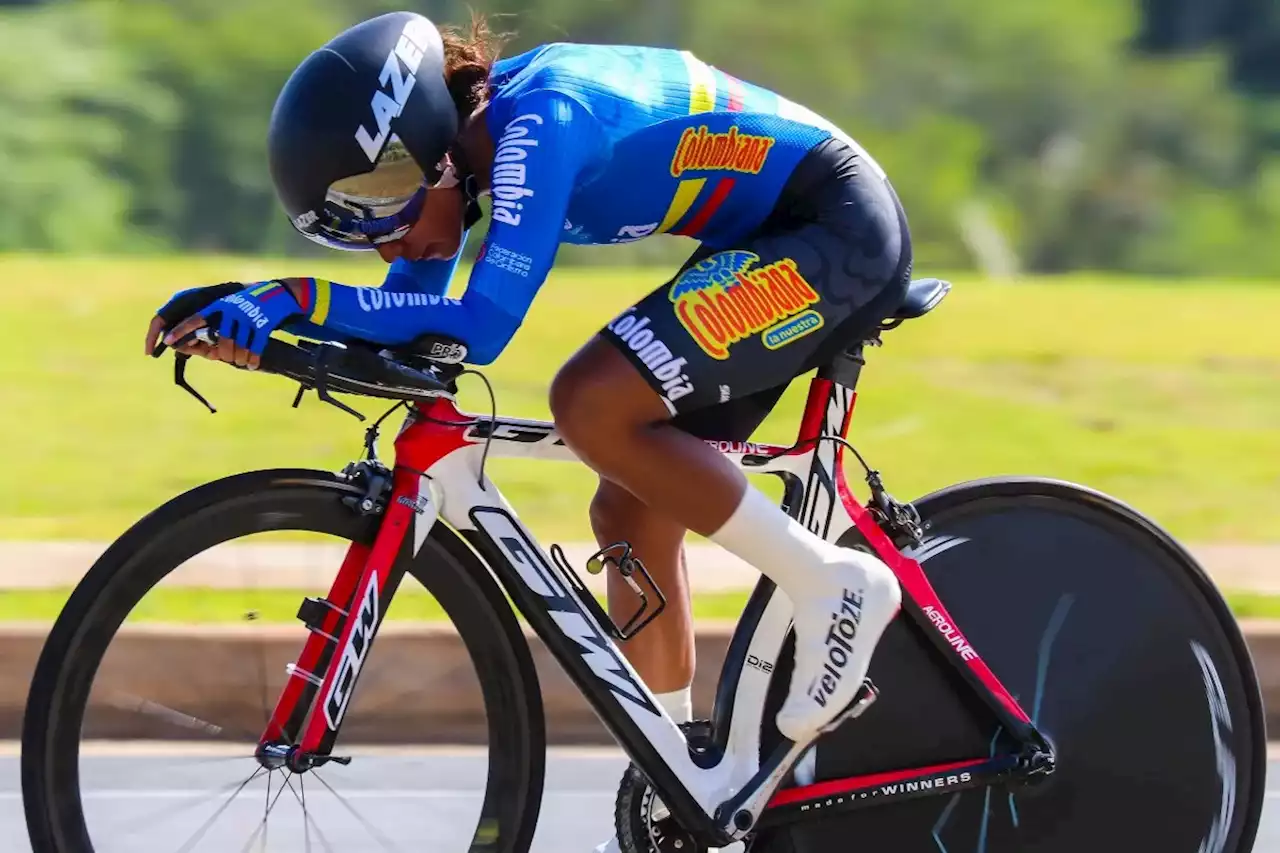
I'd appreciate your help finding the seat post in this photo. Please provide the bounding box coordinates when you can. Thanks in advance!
[817,342,867,391]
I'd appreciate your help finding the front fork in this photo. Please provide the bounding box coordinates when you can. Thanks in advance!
[255,459,420,769]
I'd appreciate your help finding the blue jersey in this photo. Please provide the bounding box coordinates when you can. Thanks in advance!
[297,43,885,364]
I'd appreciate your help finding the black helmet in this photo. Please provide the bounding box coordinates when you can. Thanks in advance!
[268,12,460,250]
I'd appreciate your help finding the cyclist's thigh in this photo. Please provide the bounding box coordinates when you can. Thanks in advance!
[600,152,912,429]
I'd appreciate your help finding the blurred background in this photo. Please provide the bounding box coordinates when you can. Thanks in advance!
[0,0,1278,848]
[0,0,1277,546]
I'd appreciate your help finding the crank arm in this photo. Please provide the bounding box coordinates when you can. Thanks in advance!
[714,680,878,840]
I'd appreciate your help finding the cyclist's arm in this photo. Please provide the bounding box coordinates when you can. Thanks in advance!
[381,250,466,296]
[283,90,592,365]
[277,246,466,341]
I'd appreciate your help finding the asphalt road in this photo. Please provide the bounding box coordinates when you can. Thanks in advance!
[2,746,1278,852]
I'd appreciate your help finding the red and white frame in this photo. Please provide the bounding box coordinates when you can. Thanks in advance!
[256,366,1043,844]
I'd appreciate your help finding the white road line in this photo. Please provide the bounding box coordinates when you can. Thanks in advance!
[0,789,1271,802]
[0,742,628,759]
[0,789,614,801]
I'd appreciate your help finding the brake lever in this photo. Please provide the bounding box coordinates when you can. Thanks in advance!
[155,327,369,422]
[313,344,366,422]
[152,326,223,414]
[173,353,217,414]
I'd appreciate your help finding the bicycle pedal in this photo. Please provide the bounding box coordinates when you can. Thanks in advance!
[819,679,878,734]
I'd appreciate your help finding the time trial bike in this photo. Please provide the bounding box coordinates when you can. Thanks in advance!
[21,276,1267,853]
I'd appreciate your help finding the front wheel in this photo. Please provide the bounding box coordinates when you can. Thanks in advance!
[758,476,1267,853]
[21,468,547,853]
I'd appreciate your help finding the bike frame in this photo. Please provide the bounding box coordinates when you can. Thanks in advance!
[256,348,1049,846]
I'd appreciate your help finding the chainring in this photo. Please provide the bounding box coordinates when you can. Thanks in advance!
[614,720,718,853]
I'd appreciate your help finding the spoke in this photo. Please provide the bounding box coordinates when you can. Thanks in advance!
[159,754,261,764]
[261,772,272,853]
[313,770,406,853]
[97,771,263,840]
[237,771,292,853]
[286,775,339,853]
[173,767,267,853]
[105,690,280,745]
[251,606,271,731]
[285,774,317,853]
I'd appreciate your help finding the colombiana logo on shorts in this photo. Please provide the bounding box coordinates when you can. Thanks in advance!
[607,308,695,406]
[669,250,824,360]
[354,16,435,162]
[491,114,541,226]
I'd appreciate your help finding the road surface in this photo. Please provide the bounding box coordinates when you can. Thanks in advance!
[2,746,1278,851]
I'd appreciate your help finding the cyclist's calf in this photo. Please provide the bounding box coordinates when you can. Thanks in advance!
[589,480,696,695]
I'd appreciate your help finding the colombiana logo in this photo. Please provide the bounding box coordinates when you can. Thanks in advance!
[670,125,776,178]
[491,114,541,226]
[354,16,436,162]
[669,251,824,360]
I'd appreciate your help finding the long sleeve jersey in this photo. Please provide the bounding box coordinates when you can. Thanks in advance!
[292,42,885,364]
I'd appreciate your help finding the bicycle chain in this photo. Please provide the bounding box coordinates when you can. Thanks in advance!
[614,720,716,853]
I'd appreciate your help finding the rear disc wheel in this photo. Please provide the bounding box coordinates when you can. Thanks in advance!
[763,477,1266,852]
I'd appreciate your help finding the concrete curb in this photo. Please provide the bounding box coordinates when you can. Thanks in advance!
[1,540,1279,592]
[3,620,1278,744]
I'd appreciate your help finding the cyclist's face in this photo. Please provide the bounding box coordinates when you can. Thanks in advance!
[375,184,465,264]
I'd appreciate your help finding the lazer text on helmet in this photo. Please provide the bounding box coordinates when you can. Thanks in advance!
[355,17,436,162]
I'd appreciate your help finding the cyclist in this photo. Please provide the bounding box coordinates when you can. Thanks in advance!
[145,10,908,834]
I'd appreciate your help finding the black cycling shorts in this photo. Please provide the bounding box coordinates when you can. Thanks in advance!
[600,136,914,441]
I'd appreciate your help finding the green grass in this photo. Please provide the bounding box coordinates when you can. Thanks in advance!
[2,255,1279,543]
[2,585,1278,623]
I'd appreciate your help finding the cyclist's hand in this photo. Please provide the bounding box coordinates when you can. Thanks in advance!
[161,281,303,371]
[145,282,245,360]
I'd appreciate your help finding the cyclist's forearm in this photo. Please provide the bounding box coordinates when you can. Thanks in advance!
[381,252,465,296]
[282,277,520,365]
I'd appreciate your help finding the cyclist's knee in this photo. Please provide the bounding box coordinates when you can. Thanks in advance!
[589,479,685,542]
[589,479,643,535]
[550,341,609,431]
[550,337,668,448]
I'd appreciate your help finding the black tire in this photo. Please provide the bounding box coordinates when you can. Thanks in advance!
[21,468,547,853]
[754,477,1266,853]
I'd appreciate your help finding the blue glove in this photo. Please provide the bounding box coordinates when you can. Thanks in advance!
[155,282,244,326]
[197,281,303,356]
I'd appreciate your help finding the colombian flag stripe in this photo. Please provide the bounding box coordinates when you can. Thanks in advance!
[659,178,706,233]
[311,278,332,325]
[250,281,279,297]
[681,51,716,113]
[294,278,313,312]
[659,55,736,235]
[675,178,735,237]
[724,73,746,111]
[721,70,747,111]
